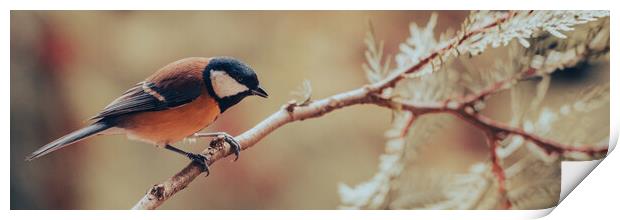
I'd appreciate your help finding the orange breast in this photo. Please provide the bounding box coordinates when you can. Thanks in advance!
[119,92,220,145]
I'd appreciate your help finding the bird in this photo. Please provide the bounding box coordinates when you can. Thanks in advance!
[25,57,268,173]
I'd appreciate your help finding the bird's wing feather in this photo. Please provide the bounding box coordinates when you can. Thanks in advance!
[91,74,203,120]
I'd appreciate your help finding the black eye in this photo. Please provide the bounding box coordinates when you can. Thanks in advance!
[236,77,247,84]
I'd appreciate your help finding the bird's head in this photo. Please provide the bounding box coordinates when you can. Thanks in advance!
[203,57,268,112]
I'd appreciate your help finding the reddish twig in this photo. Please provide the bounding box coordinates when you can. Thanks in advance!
[391,89,608,158]
[485,134,511,209]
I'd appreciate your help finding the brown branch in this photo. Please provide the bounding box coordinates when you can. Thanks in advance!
[132,87,377,209]
[132,12,606,209]
[393,95,608,158]
[457,111,608,157]
[391,62,608,157]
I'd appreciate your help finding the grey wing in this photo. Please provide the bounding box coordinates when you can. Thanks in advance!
[91,75,203,120]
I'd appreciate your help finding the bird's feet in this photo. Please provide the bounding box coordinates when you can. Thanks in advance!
[186,152,210,175]
[210,133,242,161]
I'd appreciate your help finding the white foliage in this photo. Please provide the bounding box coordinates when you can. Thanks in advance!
[290,80,313,106]
[460,11,609,56]
[396,13,439,69]
[363,25,391,83]
[390,164,497,209]
[338,112,412,209]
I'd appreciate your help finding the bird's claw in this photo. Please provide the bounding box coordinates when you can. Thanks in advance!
[186,152,210,176]
[210,133,241,161]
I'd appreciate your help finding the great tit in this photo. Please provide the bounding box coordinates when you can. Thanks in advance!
[26,57,268,172]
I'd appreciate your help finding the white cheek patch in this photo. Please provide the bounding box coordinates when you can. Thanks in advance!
[210,70,249,98]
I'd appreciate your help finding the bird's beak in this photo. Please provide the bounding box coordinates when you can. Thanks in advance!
[251,86,268,98]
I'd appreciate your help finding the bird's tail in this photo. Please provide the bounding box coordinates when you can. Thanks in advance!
[25,122,112,161]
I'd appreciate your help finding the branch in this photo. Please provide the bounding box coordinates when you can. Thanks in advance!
[132,87,377,209]
[132,12,607,209]
[391,87,608,157]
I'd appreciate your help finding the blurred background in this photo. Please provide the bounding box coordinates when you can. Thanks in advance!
[10,11,608,209]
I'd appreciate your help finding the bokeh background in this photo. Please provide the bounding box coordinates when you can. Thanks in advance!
[10,11,608,209]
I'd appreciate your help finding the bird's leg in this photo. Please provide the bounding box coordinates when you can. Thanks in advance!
[164,144,210,175]
[193,132,241,161]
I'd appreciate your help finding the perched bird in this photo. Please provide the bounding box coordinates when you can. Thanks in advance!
[26,57,268,173]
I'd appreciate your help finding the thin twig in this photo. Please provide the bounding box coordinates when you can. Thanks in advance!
[485,133,511,209]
